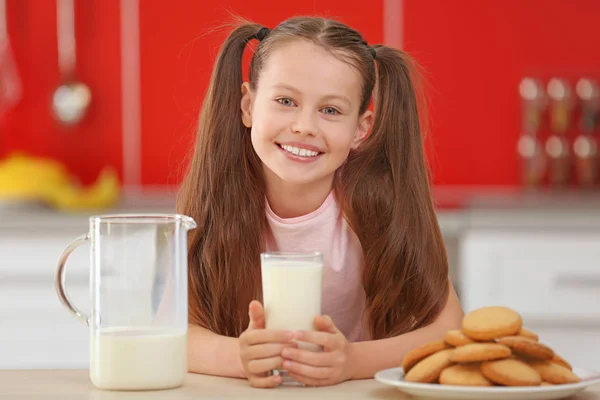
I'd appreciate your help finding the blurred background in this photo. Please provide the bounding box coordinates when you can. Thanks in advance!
[1,0,599,372]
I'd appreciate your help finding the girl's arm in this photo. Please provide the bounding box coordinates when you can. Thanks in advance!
[348,279,464,380]
[187,324,246,378]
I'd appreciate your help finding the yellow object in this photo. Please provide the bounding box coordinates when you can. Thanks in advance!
[0,153,120,211]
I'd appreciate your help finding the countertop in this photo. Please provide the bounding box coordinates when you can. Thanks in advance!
[0,188,180,232]
[1,186,600,233]
[2,370,600,400]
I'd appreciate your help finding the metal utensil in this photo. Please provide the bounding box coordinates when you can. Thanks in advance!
[0,0,22,122]
[545,78,573,187]
[52,0,91,126]
[573,78,599,188]
[517,77,547,188]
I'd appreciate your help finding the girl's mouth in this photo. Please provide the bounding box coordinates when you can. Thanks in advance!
[276,143,324,161]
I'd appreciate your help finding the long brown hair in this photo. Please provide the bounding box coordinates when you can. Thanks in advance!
[177,16,449,339]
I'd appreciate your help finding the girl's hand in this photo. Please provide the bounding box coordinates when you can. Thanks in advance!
[281,315,354,387]
[239,300,298,388]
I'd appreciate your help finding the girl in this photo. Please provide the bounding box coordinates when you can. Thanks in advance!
[177,16,463,388]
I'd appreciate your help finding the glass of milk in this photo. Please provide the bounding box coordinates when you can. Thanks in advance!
[55,214,196,391]
[261,251,324,384]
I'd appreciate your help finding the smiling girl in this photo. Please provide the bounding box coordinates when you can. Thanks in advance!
[177,16,464,388]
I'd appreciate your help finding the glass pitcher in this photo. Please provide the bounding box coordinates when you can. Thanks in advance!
[55,214,196,391]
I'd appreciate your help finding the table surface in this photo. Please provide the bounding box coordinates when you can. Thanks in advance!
[1,370,600,400]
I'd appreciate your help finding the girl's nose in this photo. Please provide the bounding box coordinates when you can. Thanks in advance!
[291,110,318,136]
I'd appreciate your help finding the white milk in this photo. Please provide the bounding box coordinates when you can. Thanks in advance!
[90,327,187,390]
[262,260,323,352]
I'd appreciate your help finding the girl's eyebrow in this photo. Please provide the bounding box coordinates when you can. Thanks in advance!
[271,83,352,106]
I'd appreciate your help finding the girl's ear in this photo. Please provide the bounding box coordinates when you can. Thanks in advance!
[351,110,373,149]
[241,82,253,128]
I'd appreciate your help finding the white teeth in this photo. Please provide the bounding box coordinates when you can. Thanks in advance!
[281,144,320,157]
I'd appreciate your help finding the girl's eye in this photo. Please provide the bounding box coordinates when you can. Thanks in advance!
[277,98,295,107]
[322,107,340,116]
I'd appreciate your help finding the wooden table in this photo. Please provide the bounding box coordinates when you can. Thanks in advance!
[1,370,599,399]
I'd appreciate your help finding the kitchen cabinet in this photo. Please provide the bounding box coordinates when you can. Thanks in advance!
[459,227,600,369]
[0,228,90,369]
[2,191,599,370]
[0,202,459,370]
[0,190,181,369]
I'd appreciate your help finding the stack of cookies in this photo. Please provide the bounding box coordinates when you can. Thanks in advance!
[402,306,581,387]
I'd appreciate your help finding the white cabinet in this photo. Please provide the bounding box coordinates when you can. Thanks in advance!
[0,192,177,369]
[459,229,600,369]
[0,231,91,369]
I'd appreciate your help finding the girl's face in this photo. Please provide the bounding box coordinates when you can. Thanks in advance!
[241,40,372,189]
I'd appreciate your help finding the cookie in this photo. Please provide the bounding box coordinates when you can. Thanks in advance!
[528,361,580,384]
[405,349,455,383]
[481,359,542,386]
[445,330,475,347]
[551,353,573,371]
[450,343,512,363]
[518,327,539,342]
[540,381,554,386]
[462,306,522,341]
[402,341,451,373]
[497,336,554,360]
[439,364,493,386]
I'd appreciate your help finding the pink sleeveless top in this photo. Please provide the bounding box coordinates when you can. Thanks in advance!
[265,192,370,342]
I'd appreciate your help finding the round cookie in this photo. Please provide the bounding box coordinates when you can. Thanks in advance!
[439,364,493,386]
[519,327,539,342]
[405,349,455,383]
[551,353,573,371]
[528,361,580,384]
[481,359,542,386]
[450,343,512,363]
[402,341,451,373]
[445,330,475,347]
[497,336,554,360]
[462,306,522,341]
[541,381,554,386]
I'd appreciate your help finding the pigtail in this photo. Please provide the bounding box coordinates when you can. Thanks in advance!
[341,46,449,339]
[178,22,268,336]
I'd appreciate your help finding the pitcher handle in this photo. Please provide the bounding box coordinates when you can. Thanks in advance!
[55,234,90,325]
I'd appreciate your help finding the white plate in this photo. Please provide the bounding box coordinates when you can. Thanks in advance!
[374,367,600,400]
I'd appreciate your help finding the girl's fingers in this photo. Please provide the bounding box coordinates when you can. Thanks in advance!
[246,342,297,360]
[281,347,336,367]
[287,372,328,387]
[248,373,282,388]
[246,356,285,375]
[283,360,333,379]
[244,329,294,345]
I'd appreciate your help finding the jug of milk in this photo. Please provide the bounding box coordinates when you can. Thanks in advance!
[55,214,196,390]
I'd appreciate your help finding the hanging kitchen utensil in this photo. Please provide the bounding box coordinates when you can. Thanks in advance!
[517,77,547,188]
[0,0,22,122]
[546,78,574,187]
[573,78,599,188]
[52,0,91,126]
[545,78,574,187]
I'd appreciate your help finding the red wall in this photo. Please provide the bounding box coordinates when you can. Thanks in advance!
[1,0,122,185]
[2,1,598,188]
[403,0,600,186]
[0,1,382,187]
[139,1,384,185]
